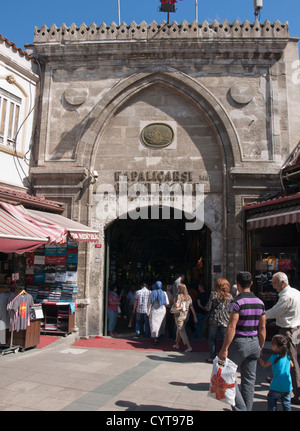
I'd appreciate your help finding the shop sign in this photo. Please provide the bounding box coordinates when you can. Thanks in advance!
[71,232,100,241]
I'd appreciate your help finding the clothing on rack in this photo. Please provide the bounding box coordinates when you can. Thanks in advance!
[0,291,14,329]
[7,292,34,332]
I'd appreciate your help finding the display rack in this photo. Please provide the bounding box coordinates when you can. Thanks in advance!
[9,319,41,351]
[41,302,75,335]
[0,330,20,356]
[253,246,299,340]
[254,246,298,303]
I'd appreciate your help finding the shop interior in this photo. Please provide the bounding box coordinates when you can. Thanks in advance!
[248,223,300,339]
[104,207,211,335]
[249,224,300,295]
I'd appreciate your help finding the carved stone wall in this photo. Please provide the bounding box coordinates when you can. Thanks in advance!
[27,19,300,337]
[33,19,289,43]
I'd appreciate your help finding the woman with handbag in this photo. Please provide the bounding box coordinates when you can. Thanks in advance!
[172,283,197,352]
[206,278,233,363]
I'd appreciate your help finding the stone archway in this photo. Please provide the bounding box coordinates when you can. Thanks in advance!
[101,204,212,336]
[76,68,241,169]
[84,69,240,336]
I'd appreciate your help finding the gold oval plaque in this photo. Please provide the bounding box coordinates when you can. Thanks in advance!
[141,123,174,148]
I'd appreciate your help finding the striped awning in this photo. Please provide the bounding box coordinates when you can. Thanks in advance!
[246,205,300,230]
[0,202,100,254]
[0,205,49,253]
[27,209,100,242]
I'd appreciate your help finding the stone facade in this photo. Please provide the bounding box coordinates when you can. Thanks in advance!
[27,19,300,337]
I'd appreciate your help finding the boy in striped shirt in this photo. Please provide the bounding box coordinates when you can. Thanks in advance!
[218,271,266,411]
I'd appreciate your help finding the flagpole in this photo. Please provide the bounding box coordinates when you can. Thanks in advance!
[195,0,198,22]
[118,0,121,25]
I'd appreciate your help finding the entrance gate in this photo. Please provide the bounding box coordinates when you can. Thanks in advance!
[103,207,211,335]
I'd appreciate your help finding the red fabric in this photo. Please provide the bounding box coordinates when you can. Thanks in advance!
[72,337,215,352]
[0,203,66,244]
[0,202,99,253]
[0,204,49,253]
[37,335,61,349]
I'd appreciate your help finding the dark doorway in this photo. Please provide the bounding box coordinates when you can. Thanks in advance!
[103,207,211,335]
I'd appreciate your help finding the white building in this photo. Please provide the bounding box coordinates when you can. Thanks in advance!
[0,35,39,191]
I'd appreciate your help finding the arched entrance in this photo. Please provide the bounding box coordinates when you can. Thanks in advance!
[86,69,238,338]
[103,206,211,336]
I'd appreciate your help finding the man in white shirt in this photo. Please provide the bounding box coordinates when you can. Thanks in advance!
[133,283,150,338]
[266,271,300,404]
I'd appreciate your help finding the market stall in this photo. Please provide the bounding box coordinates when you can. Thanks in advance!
[0,202,100,352]
[244,193,300,339]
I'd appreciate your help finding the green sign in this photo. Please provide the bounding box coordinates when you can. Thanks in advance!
[141,123,174,148]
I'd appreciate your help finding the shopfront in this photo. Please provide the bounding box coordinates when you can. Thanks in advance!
[27,19,300,337]
[0,201,99,352]
[244,193,300,337]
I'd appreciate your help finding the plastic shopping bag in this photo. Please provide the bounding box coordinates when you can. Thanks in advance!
[208,356,238,406]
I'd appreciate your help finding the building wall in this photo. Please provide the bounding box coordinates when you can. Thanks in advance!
[0,37,39,190]
[28,20,300,337]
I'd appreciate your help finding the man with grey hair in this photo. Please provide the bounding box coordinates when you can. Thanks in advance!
[266,271,300,404]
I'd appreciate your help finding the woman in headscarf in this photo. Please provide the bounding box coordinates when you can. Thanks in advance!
[147,281,169,344]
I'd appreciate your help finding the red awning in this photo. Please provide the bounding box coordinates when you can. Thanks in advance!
[0,202,67,243]
[27,209,100,242]
[0,203,100,254]
[246,205,300,230]
[0,205,49,253]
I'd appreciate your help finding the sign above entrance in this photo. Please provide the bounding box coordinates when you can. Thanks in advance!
[141,123,174,148]
[114,170,193,183]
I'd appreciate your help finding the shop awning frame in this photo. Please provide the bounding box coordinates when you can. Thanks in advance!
[246,205,300,230]
[0,205,49,253]
[27,209,100,242]
[0,202,100,254]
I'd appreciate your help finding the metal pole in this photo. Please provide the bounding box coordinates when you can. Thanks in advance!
[195,0,198,22]
[118,0,121,25]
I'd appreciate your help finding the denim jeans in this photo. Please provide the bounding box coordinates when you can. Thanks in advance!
[107,309,118,332]
[135,312,150,338]
[228,336,260,411]
[268,389,291,411]
[195,313,205,338]
[208,323,226,359]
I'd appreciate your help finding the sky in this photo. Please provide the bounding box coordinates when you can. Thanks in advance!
[1,0,300,50]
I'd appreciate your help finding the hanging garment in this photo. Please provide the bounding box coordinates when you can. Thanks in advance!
[7,292,34,331]
[0,291,14,329]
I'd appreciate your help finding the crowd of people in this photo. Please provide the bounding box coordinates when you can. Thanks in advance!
[107,273,207,350]
[107,270,300,411]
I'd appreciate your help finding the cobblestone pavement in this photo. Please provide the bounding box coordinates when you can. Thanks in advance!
[0,335,299,414]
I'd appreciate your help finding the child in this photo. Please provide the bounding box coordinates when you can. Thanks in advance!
[258,334,293,411]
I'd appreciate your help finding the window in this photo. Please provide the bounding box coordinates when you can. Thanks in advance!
[0,89,21,149]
